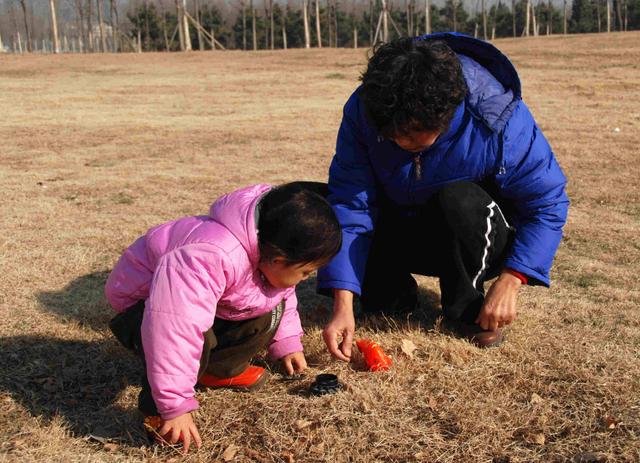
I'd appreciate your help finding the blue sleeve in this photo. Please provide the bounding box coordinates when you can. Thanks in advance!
[317,94,378,295]
[497,101,569,287]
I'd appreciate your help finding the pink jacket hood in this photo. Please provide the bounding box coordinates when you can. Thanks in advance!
[105,184,303,420]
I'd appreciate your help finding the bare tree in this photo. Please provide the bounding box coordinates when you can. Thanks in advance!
[425,0,431,34]
[512,0,516,37]
[548,0,553,34]
[563,0,567,34]
[250,0,256,50]
[50,0,60,53]
[302,0,311,48]
[87,0,94,51]
[241,0,247,50]
[481,0,487,39]
[281,10,287,49]
[18,0,32,52]
[110,0,119,52]
[270,0,274,49]
[315,0,321,47]
[97,0,106,51]
[195,0,204,50]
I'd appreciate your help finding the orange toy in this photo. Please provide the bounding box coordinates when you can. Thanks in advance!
[356,339,393,371]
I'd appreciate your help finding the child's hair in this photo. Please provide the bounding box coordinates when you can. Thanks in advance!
[257,182,342,266]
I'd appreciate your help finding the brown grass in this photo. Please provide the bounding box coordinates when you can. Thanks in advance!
[1,32,639,462]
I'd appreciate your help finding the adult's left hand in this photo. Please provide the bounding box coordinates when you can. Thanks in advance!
[476,271,522,331]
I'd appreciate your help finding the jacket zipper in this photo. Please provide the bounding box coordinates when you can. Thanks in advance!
[413,154,422,181]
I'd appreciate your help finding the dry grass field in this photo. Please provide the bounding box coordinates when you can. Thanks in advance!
[1,32,639,462]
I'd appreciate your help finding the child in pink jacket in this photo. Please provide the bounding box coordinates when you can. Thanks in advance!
[105,182,340,452]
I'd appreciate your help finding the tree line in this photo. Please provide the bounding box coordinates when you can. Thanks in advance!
[0,0,638,53]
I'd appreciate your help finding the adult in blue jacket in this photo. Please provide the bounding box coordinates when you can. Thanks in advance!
[318,34,569,356]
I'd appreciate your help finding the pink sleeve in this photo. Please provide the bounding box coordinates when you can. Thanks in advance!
[141,245,230,419]
[268,290,304,360]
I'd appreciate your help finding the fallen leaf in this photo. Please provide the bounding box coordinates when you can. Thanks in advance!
[401,339,417,358]
[294,419,312,430]
[103,443,119,452]
[530,393,543,404]
[603,415,618,430]
[526,433,546,445]
[222,444,239,461]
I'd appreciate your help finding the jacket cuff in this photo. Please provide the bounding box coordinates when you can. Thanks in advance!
[268,336,303,360]
[316,279,362,296]
[503,259,549,287]
[159,397,199,420]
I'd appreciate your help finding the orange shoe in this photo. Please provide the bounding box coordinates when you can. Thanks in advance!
[197,365,268,391]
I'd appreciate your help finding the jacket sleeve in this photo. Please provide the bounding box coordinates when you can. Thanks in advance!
[496,101,569,287]
[142,244,230,420]
[317,94,378,295]
[268,290,303,360]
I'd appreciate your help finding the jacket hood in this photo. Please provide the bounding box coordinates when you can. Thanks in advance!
[419,32,521,132]
[208,184,272,267]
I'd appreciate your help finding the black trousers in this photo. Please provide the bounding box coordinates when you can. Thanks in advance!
[360,182,513,324]
[109,301,283,416]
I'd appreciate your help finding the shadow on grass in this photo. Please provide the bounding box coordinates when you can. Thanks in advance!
[37,271,112,332]
[295,276,443,333]
[0,335,148,445]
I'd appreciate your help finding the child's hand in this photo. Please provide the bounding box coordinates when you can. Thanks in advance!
[281,351,307,375]
[158,412,202,454]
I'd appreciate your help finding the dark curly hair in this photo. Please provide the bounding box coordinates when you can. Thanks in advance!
[360,38,468,138]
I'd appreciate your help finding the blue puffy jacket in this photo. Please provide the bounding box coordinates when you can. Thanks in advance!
[317,33,569,292]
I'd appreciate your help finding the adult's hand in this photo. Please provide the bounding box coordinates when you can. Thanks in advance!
[476,271,522,331]
[322,289,355,362]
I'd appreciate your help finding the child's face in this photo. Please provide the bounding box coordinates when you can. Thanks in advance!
[259,258,322,289]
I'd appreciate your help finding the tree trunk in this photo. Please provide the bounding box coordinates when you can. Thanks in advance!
[425,0,431,34]
[369,0,374,44]
[242,1,247,50]
[251,0,257,50]
[87,0,94,52]
[303,0,311,48]
[382,0,389,41]
[19,0,32,52]
[182,0,192,50]
[353,26,358,47]
[453,0,458,32]
[137,28,142,52]
[314,0,322,47]
[596,0,601,32]
[49,0,60,53]
[281,12,287,49]
[333,0,338,46]
[270,0,275,50]
[524,0,530,36]
[74,0,85,52]
[97,0,106,52]
[195,0,204,50]
[563,0,567,34]
[482,0,487,39]
[615,0,623,30]
[548,0,552,34]
[162,10,170,51]
[109,0,118,52]
[531,1,537,36]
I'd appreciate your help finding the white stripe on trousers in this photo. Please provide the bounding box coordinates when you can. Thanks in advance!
[472,201,497,288]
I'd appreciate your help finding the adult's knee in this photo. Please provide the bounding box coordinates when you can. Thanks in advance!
[436,182,493,227]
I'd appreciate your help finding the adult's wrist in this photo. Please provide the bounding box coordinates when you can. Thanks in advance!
[332,289,354,313]
[499,270,524,288]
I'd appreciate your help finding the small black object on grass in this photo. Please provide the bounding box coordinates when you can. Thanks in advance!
[309,373,342,396]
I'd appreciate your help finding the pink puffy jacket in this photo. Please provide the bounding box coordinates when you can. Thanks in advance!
[105,184,303,419]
